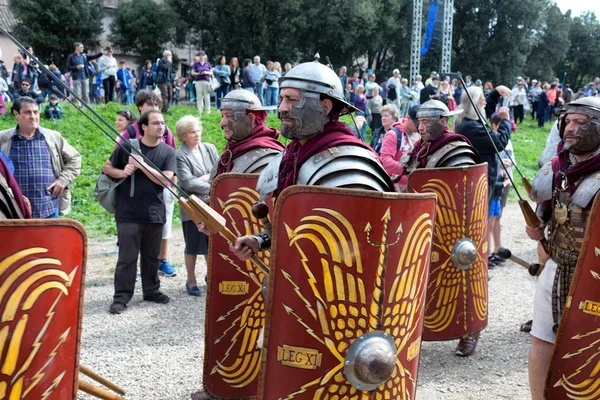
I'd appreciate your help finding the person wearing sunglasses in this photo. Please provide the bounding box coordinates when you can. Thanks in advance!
[12,79,44,107]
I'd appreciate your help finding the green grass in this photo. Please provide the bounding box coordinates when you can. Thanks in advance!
[509,117,550,200]
[0,101,549,238]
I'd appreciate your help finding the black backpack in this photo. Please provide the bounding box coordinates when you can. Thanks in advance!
[372,127,403,155]
[387,84,397,101]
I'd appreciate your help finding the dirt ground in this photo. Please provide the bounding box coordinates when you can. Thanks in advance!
[78,202,539,399]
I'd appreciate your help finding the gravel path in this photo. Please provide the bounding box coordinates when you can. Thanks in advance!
[78,202,538,399]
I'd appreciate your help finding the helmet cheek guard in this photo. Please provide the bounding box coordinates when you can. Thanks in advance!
[280,92,327,140]
[227,110,253,142]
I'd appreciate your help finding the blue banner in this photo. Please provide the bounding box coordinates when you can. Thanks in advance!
[420,1,439,57]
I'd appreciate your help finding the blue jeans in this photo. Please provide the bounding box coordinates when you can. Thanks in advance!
[255,84,265,105]
[121,88,129,105]
[266,87,279,110]
[244,87,255,94]
[128,89,135,105]
[45,209,59,218]
[216,84,229,109]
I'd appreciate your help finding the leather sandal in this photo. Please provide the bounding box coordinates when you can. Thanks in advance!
[455,331,480,357]
[520,319,533,333]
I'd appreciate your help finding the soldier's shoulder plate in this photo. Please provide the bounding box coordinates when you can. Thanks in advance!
[297,145,394,192]
[257,152,284,201]
[532,160,554,203]
[571,171,600,208]
[426,141,479,168]
[258,186,436,399]
[407,163,489,340]
[232,147,282,175]
[547,196,600,399]
[0,219,87,399]
[204,173,271,399]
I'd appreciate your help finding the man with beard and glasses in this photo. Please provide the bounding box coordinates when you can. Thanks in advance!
[227,60,394,261]
[527,97,600,400]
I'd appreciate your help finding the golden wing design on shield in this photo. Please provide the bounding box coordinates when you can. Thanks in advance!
[281,208,371,399]
[421,179,466,332]
[466,174,488,323]
[212,187,268,388]
[376,213,433,400]
[0,247,77,400]
[280,207,432,399]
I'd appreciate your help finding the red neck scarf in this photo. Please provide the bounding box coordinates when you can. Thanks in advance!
[552,147,600,196]
[410,128,471,169]
[275,121,377,197]
[0,156,31,218]
[216,124,284,175]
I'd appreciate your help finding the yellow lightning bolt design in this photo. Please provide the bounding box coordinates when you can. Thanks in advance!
[214,316,242,344]
[282,304,325,346]
[40,370,66,400]
[281,377,321,400]
[573,328,600,340]
[218,290,261,362]
[280,270,317,320]
[562,337,600,359]
[218,253,251,278]
[23,327,71,397]
[217,292,259,322]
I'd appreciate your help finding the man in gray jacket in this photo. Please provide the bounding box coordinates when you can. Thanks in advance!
[0,97,81,218]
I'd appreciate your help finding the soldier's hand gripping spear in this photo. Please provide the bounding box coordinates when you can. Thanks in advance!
[457,72,545,276]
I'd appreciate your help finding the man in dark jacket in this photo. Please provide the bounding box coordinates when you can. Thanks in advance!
[156,50,174,114]
[455,85,512,209]
[66,42,101,103]
[241,58,254,92]
[419,75,440,105]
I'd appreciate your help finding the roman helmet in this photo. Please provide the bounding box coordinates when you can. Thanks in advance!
[278,60,358,140]
[220,89,274,141]
[559,97,600,155]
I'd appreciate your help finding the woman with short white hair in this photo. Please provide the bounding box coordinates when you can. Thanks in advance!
[175,115,218,296]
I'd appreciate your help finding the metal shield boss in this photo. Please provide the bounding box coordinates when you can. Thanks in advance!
[0,220,87,399]
[203,174,272,399]
[546,197,600,399]
[258,186,436,399]
[407,164,489,341]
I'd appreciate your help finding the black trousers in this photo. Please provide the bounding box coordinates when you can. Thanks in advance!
[103,75,116,104]
[514,104,524,124]
[113,222,162,304]
[531,100,539,119]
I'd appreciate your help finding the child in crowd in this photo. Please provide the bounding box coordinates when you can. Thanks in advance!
[44,95,63,121]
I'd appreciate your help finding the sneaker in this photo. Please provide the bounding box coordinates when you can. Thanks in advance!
[106,244,119,256]
[143,292,170,304]
[109,302,126,314]
[158,260,177,277]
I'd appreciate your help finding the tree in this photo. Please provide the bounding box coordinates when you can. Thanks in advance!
[109,0,182,65]
[556,12,600,89]
[10,0,104,69]
[525,6,571,82]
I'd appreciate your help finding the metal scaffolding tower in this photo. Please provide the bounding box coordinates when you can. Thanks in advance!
[440,0,454,74]
[410,0,454,83]
[409,0,423,85]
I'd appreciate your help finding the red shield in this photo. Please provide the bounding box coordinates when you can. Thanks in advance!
[258,186,436,399]
[203,173,271,399]
[407,164,489,341]
[0,219,86,400]
[547,197,600,399]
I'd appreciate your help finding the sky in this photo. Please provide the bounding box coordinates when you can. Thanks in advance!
[554,0,600,17]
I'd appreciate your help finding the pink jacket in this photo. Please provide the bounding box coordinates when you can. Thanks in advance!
[380,119,412,175]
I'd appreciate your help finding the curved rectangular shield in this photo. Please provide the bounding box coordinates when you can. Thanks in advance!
[203,173,271,399]
[0,219,87,400]
[407,164,489,341]
[258,186,436,400]
[546,196,600,399]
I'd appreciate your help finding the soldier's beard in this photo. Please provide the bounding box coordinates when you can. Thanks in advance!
[563,122,600,155]
[425,118,446,142]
